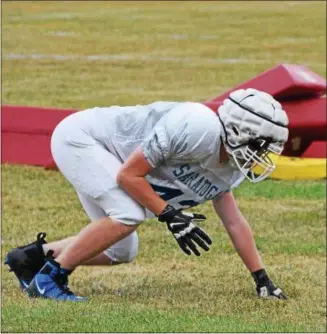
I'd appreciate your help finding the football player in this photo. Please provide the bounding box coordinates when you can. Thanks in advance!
[5,89,289,301]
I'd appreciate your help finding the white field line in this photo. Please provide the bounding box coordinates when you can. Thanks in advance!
[3,53,325,68]
[8,11,117,22]
[281,37,325,44]
[170,34,218,40]
[0,53,291,65]
[23,31,325,43]
[6,1,313,22]
[46,31,79,37]
[7,8,163,22]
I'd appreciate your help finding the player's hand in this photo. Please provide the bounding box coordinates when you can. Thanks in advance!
[158,205,212,256]
[252,269,288,299]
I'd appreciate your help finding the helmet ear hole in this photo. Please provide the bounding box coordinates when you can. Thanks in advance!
[232,126,239,136]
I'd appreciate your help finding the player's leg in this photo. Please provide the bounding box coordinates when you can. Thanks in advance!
[27,209,143,300]
[43,236,113,265]
[43,233,139,265]
[72,191,139,265]
[54,184,144,269]
[44,230,138,266]
[43,190,139,265]
[26,127,145,300]
[5,230,138,285]
[54,216,136,269]
[5,234,102,290]
[5,193,140,291]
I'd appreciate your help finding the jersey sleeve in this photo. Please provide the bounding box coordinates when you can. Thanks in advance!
[140,102,220,168]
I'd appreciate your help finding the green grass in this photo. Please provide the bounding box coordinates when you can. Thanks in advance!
[2,165,326,333]
[2,1,326,333]
[0,301,316,333]
[2,1,326,108]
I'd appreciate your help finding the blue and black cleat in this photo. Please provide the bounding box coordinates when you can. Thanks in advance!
[5,232,48,290]
[26,259,87,301]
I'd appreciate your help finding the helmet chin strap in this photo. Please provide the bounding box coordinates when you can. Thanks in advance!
[218,139,231,163]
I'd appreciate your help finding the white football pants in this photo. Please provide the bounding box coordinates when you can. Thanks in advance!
[51,114,144,263]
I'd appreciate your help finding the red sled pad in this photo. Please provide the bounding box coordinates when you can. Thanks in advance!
[2,132,53,166]
[202,101,223,113]
[1,105,77,166]
[277,97,326,158]
[301,141,326,159]
[2,105,77,134]
[283,97,326,141]
[207,64,326,102]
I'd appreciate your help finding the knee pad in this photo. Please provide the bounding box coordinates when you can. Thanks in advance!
[103,231,139,263]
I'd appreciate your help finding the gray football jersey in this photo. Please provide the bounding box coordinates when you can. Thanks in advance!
[79,101,245,213]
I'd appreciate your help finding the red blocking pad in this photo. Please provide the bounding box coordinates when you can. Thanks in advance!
[2,105,77,167]
[2,132,53,166]
[281,97,326,158]
[2,105,76,133]
[207,64,326,102]
[283,97,326,140]
[301,141,327,159]
[202,101,223,113]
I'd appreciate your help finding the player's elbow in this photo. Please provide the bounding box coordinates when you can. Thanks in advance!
[116,169,130,187]
[116,170,124,186]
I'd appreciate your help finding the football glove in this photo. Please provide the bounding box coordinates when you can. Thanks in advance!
[252,269,288,299]
[158,204,212,256]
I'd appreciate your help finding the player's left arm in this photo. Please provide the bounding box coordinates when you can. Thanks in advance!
[212,191,288,299]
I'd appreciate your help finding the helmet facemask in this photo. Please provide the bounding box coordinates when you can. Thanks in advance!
[218,89,289,183]
[228,137,282,183]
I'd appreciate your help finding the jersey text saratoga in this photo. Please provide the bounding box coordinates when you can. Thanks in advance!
[173,164,223,200]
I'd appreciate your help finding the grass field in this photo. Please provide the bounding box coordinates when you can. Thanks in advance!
[2,1,326,333]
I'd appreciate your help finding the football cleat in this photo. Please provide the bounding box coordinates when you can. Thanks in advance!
[5,232,48,290]
[26,259,87,301]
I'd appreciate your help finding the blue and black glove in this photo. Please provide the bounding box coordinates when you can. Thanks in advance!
[158,205,212,256]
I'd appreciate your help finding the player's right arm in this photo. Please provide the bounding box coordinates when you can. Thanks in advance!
[116,147,167,216]
[117,102,215,255]
[117,146,212,256]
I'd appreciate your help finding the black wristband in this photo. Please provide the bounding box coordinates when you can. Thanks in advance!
[158,204,176,223]
[251,268,269,285]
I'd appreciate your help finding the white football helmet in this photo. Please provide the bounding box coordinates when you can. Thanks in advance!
[218,88,289,183]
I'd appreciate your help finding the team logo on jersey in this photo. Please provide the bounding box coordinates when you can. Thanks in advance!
[173,164,223,200]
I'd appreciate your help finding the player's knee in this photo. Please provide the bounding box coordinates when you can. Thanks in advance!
[120,232,139,263]
[118,240,138,263]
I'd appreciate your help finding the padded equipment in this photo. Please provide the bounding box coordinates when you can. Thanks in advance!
[2,105,76,167]
[207,64,326,102]
[268,154,326,180]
